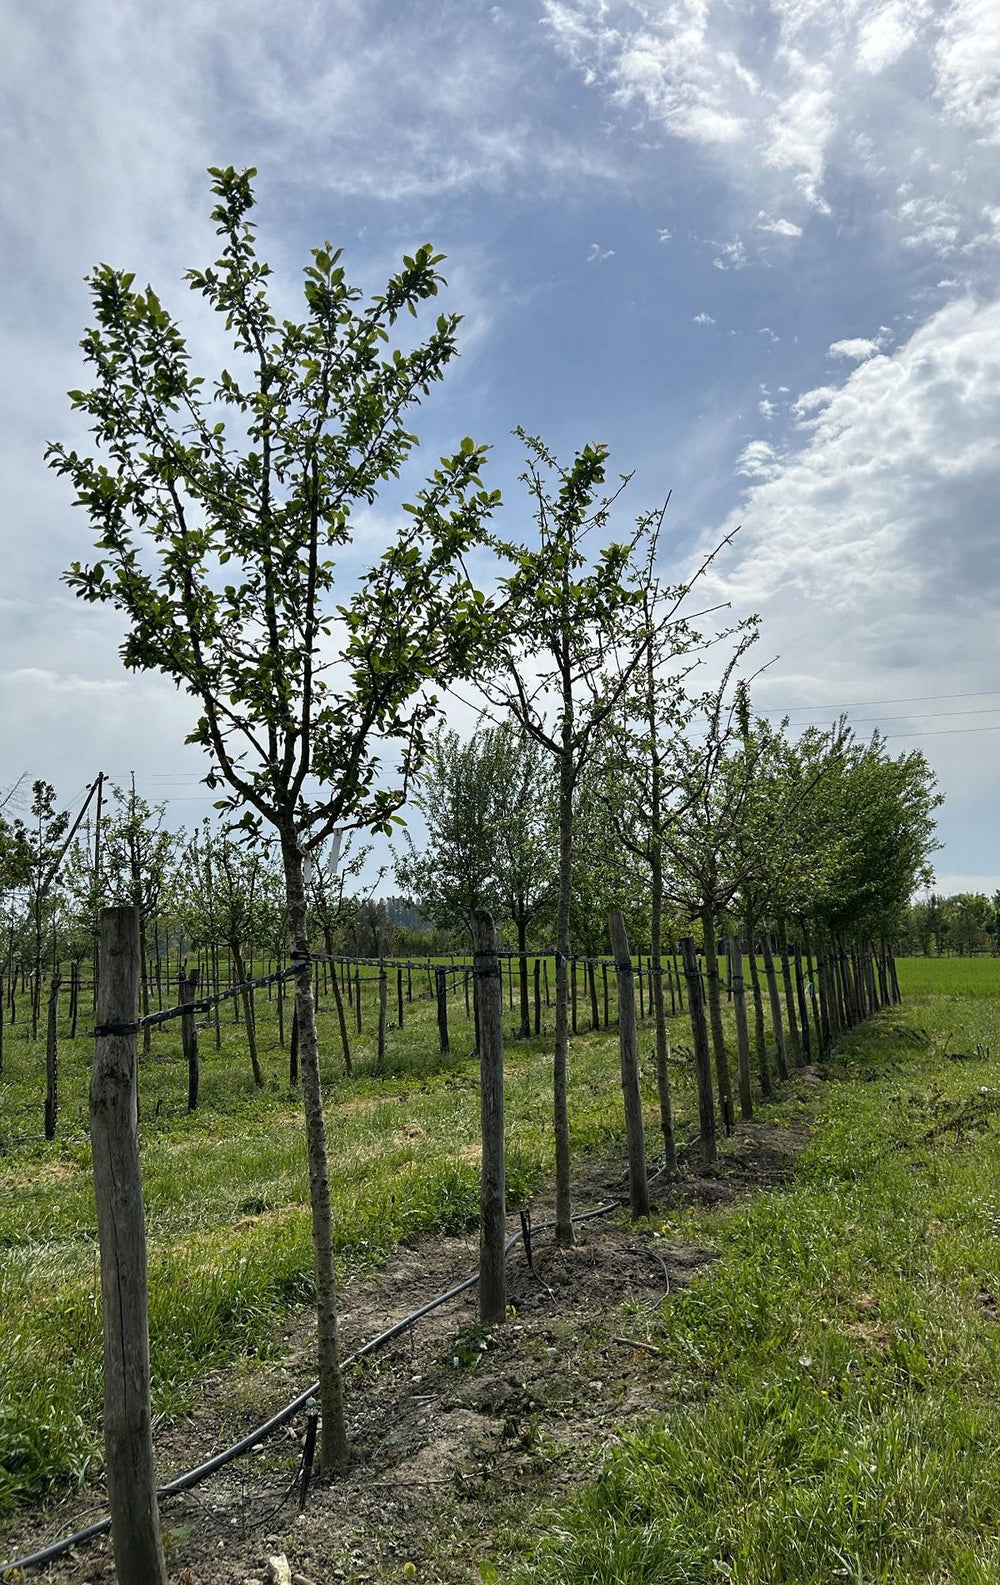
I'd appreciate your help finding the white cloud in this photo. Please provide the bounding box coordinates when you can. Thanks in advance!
[657,227,673,242]
[712,292,1000,670]
[828,337,880,361]
[934,0,1000,141]
[542,0,1000,268]
[735,439,781,479]
[757,212,804,237]
[586,241,616,262]
[712,237,748,270]
[693,311,716,324]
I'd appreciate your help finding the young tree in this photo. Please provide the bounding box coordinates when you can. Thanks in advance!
[23,782,70,1038]
[179,824,268,1085]
[49,166,502,1472]
[484,436,703,1243]
[393,723,504,935]
[101,782,177,1054]
[395,720,557,1033]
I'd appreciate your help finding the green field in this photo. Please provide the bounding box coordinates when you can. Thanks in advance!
[7,950,1000,1583]
[496,956,1000,1584]
[0,955,681,1516]
[897,953,1000,999]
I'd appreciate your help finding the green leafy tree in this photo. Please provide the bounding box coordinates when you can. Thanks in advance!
[23,782,70,1037]
[48,166,502,1470]
[484,436,692,1243]
[100,782,177,1053]
[394,724,504,935]
[394,720,557,1035]
[179,824,269,1085]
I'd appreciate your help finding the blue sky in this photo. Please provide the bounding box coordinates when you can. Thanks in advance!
[1,0,998,891]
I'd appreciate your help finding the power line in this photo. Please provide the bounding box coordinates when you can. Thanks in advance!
[824,706,1000,726]
[882,724,1000,739]
[760,688,1000,714]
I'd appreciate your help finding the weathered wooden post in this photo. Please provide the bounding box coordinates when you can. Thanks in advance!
[570,955,578,1034]
[377,963,388,1067]
[609,913,650,1219]
[728,935,753,1121]
[45,971,61,1140]
[543,956,550,1007]
[180,965,200,1112]
[681,935,716,1167]
[587,959,599,1030]
[69,959,79,1039]
[289,1003,299,1087]
[777,920,801,1063]
[277,957,286,1048]
[793,944,812,1061]
[533,957,541,1035]
[472,909,506,1324]
[436,967,450,1054]
[637,951,645,1021]
[354,967,363,1035]
[91,906,168,1585]
[602,961,609,1027]
[330,969,352,1077]
[760,932,789,1081]
[397,966,404,1028]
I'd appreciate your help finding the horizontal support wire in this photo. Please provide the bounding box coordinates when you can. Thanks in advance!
[94,963,306,1038]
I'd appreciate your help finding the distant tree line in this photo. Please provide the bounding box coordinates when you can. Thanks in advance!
[897,891,1000,956]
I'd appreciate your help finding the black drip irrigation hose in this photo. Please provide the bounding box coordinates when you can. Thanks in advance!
[0,1195,624,1578]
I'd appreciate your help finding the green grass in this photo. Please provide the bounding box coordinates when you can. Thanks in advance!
[897,953,1000,999]
[0,956,692,1516]
[500,964,1000,1584]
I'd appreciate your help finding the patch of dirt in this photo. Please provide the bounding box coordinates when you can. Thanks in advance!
[2,1100,820,1585]
[1,1159,80,1191]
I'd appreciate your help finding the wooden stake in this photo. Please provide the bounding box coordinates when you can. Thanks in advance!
[180,966,200,1112]
[728,935,753,1120]
[91,906,168,1585]
[472,910,506,1324]
[609,913,650,1218]
[760,932,789,1081]
[45,972,61,1140]
[377,965,387,1067]
[436,967,449,1054]
[681,936,716,1167]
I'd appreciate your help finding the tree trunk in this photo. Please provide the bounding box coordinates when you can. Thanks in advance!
[700,904,734,1131]
[281,837,350,1475]
[552,738,575,1247]
[231,943,264,1088]
[91,906,168,1585]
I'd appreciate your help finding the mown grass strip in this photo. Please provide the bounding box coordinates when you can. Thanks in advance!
[503,983,1000,1584]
